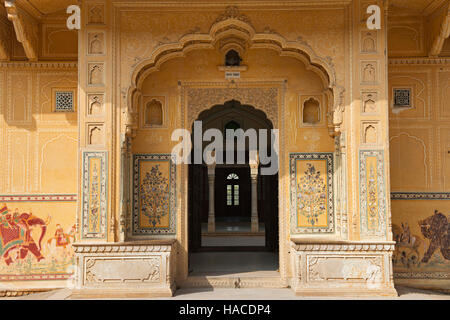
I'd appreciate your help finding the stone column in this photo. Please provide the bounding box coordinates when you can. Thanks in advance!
[207,165,216,233]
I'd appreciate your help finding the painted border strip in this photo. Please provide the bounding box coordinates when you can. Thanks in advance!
[391,192,450,200]
[394,272,450,279]
[0,273,73,281]
[0,195,77,202]
[81,151,108,240]
[359,150,387,238]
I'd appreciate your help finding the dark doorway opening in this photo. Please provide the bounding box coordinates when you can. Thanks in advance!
[187,100,279,275]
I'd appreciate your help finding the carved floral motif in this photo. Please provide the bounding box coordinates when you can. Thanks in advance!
[186,87,278,127]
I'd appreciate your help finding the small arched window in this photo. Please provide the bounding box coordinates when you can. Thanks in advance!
[144,99,163,126]
[225,50,242,66]
[226,173,239,206]
[227,173,239,180]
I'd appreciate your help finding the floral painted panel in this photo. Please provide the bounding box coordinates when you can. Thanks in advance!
[82,151,108,240]
[359,150,387,238]
[290,153,334,234]
[132,154,176,236]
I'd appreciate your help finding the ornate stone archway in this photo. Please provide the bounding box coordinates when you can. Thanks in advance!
[124,6,345,139]
[73,4,396,297]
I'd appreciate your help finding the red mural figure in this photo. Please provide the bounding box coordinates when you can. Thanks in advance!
[47,224,76,249]
[0,204,48,265]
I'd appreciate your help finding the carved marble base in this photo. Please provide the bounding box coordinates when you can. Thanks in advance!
[73,240,176,298]
[291,240,397,297]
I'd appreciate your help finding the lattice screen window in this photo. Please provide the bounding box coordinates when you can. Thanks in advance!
[55,91,75,112]
[393,88,411,108]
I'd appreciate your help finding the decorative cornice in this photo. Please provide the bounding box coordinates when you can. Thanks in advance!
[73,240,176,254]
[389,57,450,65]
[291,241,396,252]
[0,61,78,68]
[391,192,450,200]
[112,1,352,9]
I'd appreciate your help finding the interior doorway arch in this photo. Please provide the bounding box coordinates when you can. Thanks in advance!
[188,99,279,274]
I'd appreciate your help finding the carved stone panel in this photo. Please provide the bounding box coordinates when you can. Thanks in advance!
[87,124,104,146]
[87,94,104,116]
[291,241,396,295]
[361,61,378,84]
[361,31,377,53]
[308,255,383,282]
[87,4,105,25]
[362,92,378,114]
[88,32,105,55]
[85,257,161,284]
[88,63,104,86]
[362,121,379,145]
[186,87,279,127]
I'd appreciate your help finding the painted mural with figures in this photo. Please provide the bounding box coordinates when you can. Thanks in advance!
[0,202,76,280]
[392,208,450,278]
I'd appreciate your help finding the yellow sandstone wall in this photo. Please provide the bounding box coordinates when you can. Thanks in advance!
[388,20,450,288]
[0,63,78,291]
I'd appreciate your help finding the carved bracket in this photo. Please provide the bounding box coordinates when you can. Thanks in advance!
[5,1,38,61]
[429,5,450,57]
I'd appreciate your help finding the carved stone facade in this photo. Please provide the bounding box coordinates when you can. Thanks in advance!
[0,0,449,297]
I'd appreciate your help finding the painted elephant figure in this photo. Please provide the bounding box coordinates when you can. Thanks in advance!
[419,210,450,263]
[0,207,47,266]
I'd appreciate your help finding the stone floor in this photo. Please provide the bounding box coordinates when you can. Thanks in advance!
[189,252,278,274]
[3,286,449,300]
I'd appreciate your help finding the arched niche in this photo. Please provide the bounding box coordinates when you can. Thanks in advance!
[143,99,163,127]
[302,98,321,125]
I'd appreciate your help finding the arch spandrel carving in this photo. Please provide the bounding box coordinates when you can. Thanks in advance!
[186,86,279,128]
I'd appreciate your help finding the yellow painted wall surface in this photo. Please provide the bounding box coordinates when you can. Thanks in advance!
[389,63,450,286]
[0,65,78,288]
[0,0,448,293]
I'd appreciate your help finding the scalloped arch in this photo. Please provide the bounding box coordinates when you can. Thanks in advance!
[127,14,341,114]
